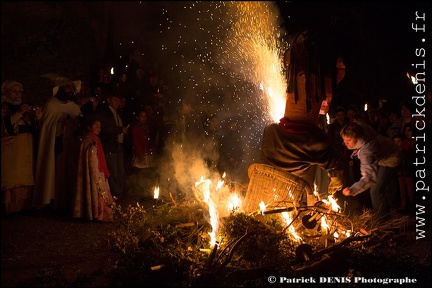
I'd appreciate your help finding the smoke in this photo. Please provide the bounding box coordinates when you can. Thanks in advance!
[151,2,288,201]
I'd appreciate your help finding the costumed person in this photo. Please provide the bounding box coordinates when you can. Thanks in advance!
[242,28,344,213]
[72,116,113,222]
[33,74,82,211]
[341,121,401,222]
[1,80,40,214]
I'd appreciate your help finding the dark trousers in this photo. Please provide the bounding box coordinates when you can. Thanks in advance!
[105,145,125,197]
[370,166,397,220]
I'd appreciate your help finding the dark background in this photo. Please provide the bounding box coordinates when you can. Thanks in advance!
[1,1,430,110]
[277,1,430,111]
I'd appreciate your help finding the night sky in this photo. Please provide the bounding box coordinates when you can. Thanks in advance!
[106,1,429,112]
[272,1,430,110]
[102,1,429,192]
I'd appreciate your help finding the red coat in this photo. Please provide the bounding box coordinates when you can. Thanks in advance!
[131,123,152,157]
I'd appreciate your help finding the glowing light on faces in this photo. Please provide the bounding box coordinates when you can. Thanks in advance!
[342,135,357,150]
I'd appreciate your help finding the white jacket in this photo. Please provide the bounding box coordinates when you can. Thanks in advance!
[349,123,401,196]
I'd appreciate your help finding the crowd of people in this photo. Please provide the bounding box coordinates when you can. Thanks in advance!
[1,66,430,224]
[0,67,250,220]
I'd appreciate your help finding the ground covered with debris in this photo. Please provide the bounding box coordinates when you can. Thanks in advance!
[1,193,431,287]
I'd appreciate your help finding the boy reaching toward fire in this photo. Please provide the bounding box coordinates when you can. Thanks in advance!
[340,121,401,222]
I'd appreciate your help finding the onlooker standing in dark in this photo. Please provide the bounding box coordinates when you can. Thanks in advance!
[147,73,163,98]
[115,72,134,125]
[385,108,399,138]
[174,98,206,146]
[401,125,416,213]
[130,109,156,172]
[341,121,401,222]
[366,108,388,136]
[96,92,129,198]
[392,133,414,215]
[328,107,351,184]
[1,80,40,214]
[131,68,151,110]
[33,74,82,211]
[72,116,114,222]
[80,85,105,119]
[96,68,113,96]
[346,105,360,123]
[144,103,165,157]
[116,72,132,99]
[387,100,414,139]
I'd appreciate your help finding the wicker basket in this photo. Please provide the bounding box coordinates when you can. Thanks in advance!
[242,164,313,213]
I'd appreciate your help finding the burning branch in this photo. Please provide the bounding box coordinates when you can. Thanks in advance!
[169,192,177,206]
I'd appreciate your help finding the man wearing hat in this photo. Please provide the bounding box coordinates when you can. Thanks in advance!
[95,91,129,197]
[33,74,82,211]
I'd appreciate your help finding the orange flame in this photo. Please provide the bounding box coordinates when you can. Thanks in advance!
[259,201,267,215]
[322,195,341,212]
[195,177,219,247]
[321,216,330,233]
[228,193,241,213]
[153,186,160,199]
[281,212,302,241]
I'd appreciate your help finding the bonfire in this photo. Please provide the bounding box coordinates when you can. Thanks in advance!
[108,165,416,287]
